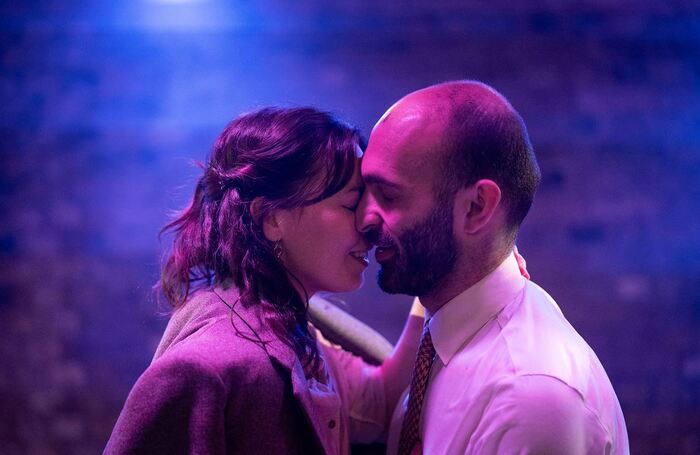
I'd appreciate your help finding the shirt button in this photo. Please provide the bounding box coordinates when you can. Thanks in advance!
[328,419,336,429]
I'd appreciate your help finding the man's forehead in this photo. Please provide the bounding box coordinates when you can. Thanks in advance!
[363,122,444,190]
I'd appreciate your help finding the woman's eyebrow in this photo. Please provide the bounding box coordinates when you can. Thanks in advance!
[346,185,364,193]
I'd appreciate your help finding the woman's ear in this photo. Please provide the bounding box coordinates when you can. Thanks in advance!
[457,179,502,235]
[251,197,283,242]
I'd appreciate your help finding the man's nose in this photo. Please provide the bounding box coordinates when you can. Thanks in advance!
[355,191,381,234]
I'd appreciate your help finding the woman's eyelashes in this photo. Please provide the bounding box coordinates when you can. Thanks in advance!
[342,199,360,212]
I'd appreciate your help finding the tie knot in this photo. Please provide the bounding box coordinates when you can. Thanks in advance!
[418,322,435,359]
[422,321,431,337]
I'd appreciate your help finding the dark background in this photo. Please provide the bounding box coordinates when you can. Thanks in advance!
[1,1,699,453]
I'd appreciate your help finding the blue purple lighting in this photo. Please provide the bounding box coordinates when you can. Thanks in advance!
[1,1,699,453]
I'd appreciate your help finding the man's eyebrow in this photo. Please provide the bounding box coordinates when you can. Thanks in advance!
[362,175,402,190]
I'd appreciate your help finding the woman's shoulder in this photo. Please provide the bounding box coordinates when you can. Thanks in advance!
[162,313,272,363]
[157,287,259,352]
[153,290,290,386]
[146,328,290,403]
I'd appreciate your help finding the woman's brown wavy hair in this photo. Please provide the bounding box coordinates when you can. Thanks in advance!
[159,107,364,370]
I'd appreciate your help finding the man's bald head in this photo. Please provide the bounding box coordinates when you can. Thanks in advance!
[375,81,510,133]
[378,80,541,236]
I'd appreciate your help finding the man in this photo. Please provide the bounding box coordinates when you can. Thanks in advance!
[356,81,629,454]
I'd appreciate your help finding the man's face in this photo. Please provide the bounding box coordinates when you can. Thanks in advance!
[356,110,458,296]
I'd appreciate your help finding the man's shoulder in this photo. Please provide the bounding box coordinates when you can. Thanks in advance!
[486,280,625,425]
[497,280,600,384]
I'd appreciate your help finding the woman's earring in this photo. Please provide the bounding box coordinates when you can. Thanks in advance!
[273,240,284,261]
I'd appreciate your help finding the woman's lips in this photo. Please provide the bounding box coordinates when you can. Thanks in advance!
[349,251,370,267]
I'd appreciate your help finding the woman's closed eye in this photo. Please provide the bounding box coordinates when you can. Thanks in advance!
[342,200,360,212]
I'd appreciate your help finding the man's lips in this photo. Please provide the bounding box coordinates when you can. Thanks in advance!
[375,246,397,263]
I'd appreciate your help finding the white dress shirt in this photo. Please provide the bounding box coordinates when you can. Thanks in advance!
[386,254,630,454]
[320,335,388,450]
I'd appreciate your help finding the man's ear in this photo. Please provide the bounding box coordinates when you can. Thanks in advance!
[251,197,283,242]
[457,179,502,235]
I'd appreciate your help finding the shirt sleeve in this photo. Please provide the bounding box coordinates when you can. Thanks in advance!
[320,339,388,443]
[469,374,613,454]
[105,354,227,454]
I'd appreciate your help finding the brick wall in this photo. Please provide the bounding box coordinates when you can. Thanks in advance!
[1,1,698,453]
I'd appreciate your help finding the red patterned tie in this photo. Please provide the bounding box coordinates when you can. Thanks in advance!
[398,323,436,455]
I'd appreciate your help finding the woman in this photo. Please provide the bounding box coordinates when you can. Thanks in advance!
[105,107,424,454]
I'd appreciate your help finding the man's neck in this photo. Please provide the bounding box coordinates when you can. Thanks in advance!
[419,248,510,316]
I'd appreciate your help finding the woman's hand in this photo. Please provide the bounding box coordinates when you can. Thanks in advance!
[513,246,530,280]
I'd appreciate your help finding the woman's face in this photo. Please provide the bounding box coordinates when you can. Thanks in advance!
[276,161,370,296]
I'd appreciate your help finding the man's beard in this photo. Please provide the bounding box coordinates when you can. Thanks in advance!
[376,202,457,296]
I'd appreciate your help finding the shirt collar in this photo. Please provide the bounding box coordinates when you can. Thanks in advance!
[427,253,526,366]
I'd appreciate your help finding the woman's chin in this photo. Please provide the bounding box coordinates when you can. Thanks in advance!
[343,273,365,293]
[321,274,365,294]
